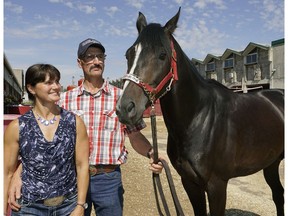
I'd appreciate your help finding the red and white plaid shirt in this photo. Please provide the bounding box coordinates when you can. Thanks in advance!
[59,80,146,165]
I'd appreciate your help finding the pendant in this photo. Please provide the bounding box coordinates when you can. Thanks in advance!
[36,113,57,126]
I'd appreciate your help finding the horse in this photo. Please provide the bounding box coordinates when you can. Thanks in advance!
[116,8,284,216]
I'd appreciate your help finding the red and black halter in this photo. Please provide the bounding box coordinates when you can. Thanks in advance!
[122,40,178,105]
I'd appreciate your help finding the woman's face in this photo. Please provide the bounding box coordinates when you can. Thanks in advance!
[28,74,61,104]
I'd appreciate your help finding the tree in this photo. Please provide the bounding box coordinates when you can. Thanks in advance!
[109,78,124,89]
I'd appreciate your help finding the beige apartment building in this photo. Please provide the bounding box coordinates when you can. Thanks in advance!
[192,38,284,93]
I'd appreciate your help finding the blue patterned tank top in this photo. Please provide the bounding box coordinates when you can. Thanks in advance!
[18,108,77,202]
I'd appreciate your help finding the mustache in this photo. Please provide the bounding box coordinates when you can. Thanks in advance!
[88,64,103,71]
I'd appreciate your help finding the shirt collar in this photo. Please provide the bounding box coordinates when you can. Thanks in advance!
[78,79,111,96]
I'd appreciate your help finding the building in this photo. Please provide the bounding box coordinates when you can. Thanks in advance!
[270,39,284,89]
[192,38,284,92]
[4,54,23,106]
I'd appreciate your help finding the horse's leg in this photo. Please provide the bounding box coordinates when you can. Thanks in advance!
[181,177,207,216]
[206,176,228,216]
[263,158,284,216]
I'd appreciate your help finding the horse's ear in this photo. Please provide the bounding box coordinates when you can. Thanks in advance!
[136,12,147,34]
[164,7,181,34]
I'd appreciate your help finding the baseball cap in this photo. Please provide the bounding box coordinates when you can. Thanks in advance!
[77,38,105,57]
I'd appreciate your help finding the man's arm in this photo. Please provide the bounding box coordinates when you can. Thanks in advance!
[7,163,22,211]
[128,131,163,174]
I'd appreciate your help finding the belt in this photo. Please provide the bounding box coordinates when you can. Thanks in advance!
[35,194,72,207]
[89,164,119,176]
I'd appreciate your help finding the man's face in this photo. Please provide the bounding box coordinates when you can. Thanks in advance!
[78,47,106,78]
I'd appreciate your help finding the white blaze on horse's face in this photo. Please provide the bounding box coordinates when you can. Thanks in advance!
[122,43,142,91]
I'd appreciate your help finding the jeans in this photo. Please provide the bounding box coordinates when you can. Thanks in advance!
[85,166,124,216]
[11,193,77,216]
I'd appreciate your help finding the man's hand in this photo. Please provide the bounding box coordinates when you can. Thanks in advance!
[8,168,22,211]
[149,157,164,174]
[70,205,85,216]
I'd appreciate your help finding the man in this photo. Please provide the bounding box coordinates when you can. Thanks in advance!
[8,38,163,216]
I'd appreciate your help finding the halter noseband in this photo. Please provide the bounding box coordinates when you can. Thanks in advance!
[122,40,178,104]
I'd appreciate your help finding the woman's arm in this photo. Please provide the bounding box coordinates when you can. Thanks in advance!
[70,115,89,215]
[4,120,20,214]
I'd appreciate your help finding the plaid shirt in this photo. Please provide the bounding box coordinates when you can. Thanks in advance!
[59,80,146,165]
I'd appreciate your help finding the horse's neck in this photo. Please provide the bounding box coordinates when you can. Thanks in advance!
[172,50,208,104]
[160,52,210,130]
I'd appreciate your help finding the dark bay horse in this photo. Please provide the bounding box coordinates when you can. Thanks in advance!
[116,8,284,216]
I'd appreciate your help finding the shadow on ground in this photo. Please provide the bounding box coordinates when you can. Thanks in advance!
[208,209,260,216]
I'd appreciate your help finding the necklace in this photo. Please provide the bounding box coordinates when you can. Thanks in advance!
[35,112,57,126]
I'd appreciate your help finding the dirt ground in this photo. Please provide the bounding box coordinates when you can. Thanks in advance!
[121,116,284,216]
[92,116,284,216]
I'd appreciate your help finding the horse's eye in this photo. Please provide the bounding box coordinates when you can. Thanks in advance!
[159,52,166,60]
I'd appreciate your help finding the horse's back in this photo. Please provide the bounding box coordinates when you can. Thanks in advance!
[252,89,284,115]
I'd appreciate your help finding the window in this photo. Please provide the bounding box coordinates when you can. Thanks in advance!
[246,53,257,64]
[224,58,234,68]
[206,61,215,71]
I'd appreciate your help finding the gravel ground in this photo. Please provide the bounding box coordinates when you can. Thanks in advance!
[93,116,285,216]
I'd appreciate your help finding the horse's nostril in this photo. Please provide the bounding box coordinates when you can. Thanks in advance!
[127,102,135,113]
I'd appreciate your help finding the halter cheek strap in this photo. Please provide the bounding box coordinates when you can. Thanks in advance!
[122,40,178,103]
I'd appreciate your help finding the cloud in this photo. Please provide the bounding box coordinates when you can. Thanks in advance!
[193,0,227,10]
[78,4,97,14]
[105,24,136,38]
[4,1,23,14]
[248,0,284,33]
[105,6,120,17]
[48,0,96,14]
[176,19,229,59]
[173,0,184,4]
[260,0,284,32]
[5,13,82,40]
[125,0,145,9]
[64,1,74,9]
[48,0,63,3]
[48,0,74,8]
[5,47,39,58]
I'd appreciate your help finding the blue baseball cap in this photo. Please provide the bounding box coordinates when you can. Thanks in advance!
[78,38,105,57]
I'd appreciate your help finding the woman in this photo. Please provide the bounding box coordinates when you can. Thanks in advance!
[4,64,89,216]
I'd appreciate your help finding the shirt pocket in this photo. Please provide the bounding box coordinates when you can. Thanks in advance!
[102,110,120,131]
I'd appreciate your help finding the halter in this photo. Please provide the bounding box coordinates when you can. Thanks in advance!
[122,40,178,105]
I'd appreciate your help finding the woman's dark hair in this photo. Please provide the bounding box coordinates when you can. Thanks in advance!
[25,64,61,101]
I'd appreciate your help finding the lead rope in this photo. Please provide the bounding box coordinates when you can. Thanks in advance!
[150,104,185,216]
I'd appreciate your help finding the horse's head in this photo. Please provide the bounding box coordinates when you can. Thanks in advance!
[116,8,181,126]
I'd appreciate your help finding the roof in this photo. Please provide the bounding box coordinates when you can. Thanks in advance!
[221,48,242,60]
[203,54,221,64]
[242,42,269,56]
[191,58,203,64]
[271,38,284,47]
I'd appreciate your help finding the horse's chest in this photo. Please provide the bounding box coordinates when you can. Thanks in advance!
[167,133,212,182]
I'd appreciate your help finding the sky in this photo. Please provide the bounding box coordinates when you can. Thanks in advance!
[4,0,284,89]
